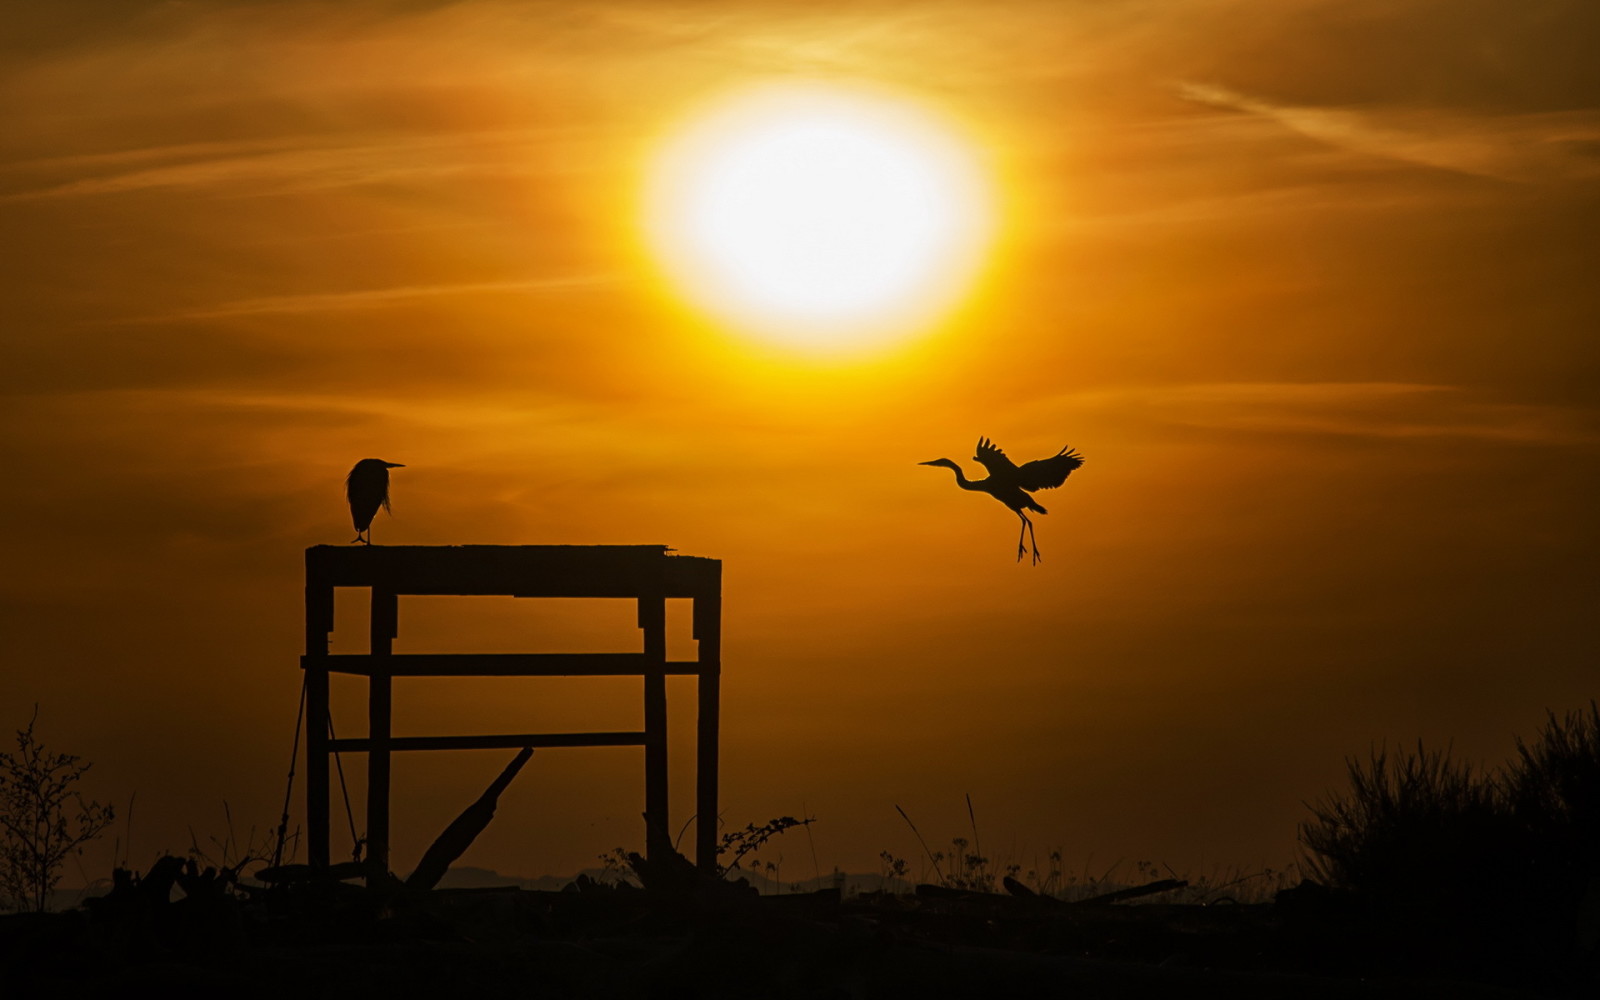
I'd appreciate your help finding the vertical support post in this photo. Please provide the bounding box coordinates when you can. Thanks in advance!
[693,566,722,873]
[640,592,669,861]
[367,586,397,879]
[305,576,333,868]
[306,665,331,867]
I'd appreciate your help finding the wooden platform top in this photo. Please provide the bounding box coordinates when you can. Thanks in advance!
[304,544,719,597]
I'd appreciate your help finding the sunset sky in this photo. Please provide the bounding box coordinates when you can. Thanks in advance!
[3,0,1597,885]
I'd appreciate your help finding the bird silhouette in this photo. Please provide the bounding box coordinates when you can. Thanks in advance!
[920,437,1084,564]
[346,459,405,545]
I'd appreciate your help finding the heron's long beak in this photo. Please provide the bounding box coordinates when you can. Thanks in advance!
[385,462,406,468]
[918,460,941,466]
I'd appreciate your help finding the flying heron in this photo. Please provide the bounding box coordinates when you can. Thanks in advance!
[346,458,405,545]
[920,437,1084,564]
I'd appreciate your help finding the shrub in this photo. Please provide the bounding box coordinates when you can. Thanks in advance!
[1506,703,1600,924]
[1299,742,1520,910]
[1300,707,1600,983]
[0,708,116,912]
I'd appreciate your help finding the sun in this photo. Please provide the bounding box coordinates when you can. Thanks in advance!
[644,83,996,354]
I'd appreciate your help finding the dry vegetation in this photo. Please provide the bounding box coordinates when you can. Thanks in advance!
[1,705,1597,998]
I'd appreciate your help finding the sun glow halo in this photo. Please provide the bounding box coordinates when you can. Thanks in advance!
[645,85,995,353]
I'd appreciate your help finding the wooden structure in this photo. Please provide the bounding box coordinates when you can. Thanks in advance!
[301,545,722,876]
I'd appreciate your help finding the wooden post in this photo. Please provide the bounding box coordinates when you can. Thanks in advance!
[640,593,668,861]
[694,572,722,872]
[367,587,397,878]
[306,667,331,867]
[305,581,332,868]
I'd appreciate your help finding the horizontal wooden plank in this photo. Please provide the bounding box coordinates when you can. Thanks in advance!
[302,653,706,676]
[328,732,647,752]
[304,544,719,597]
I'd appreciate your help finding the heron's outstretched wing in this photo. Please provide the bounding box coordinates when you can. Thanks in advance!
[1017,447,1084,492]
[973,437,1019,479]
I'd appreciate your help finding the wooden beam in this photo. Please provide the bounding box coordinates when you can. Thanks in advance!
[305,581,334,636]
[694,577,722,873]
[305,657,331,868]
[327,731,648,752]
[366,587,397,879]
[302,544,719,598]
[641,594,668,861]
[301,653,705,677]
[303,556,333,869]
[407,748,535,892]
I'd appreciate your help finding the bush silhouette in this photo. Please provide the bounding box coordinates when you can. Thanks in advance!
[0,708,115,912]
[1299,705,1600,983]
[1301,744,1519,902]
[1507,703,1600,953]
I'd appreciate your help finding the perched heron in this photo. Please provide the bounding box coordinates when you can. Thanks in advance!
[920,437,1084,565]
[346,459,405,545]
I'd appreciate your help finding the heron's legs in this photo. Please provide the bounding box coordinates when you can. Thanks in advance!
[351,530,370,545]
[1014,511,1030,562]
[1027,517,1042,565]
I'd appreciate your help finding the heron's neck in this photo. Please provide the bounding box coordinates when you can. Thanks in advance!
[945,465,982,490]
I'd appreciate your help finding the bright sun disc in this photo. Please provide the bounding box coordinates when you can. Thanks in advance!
[645,84,995,353]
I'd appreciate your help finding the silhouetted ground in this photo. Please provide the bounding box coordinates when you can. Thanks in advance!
[0,878,1581,999]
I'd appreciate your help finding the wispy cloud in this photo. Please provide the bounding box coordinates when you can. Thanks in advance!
[2,128,586,201]
[116,275,620,323]
[1176,82,1600,182]
[1069,382,1599,446]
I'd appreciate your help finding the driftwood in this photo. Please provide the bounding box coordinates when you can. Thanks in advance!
[255,860,367,884]
[916,876,1189,908]
[623,845,760,906]
[1074,878,1189,905]
[915,883,1012,904]
[1003,875,1044,899]
[625,844,702,893]
[406,747,534,892]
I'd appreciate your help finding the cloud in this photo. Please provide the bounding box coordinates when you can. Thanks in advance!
[2,129,585,201]
[1067,382,1600,446]
[117,275,620,322]
[1176,82,1600,182]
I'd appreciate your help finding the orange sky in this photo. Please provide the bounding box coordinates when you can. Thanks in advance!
[3,0,1598,885]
